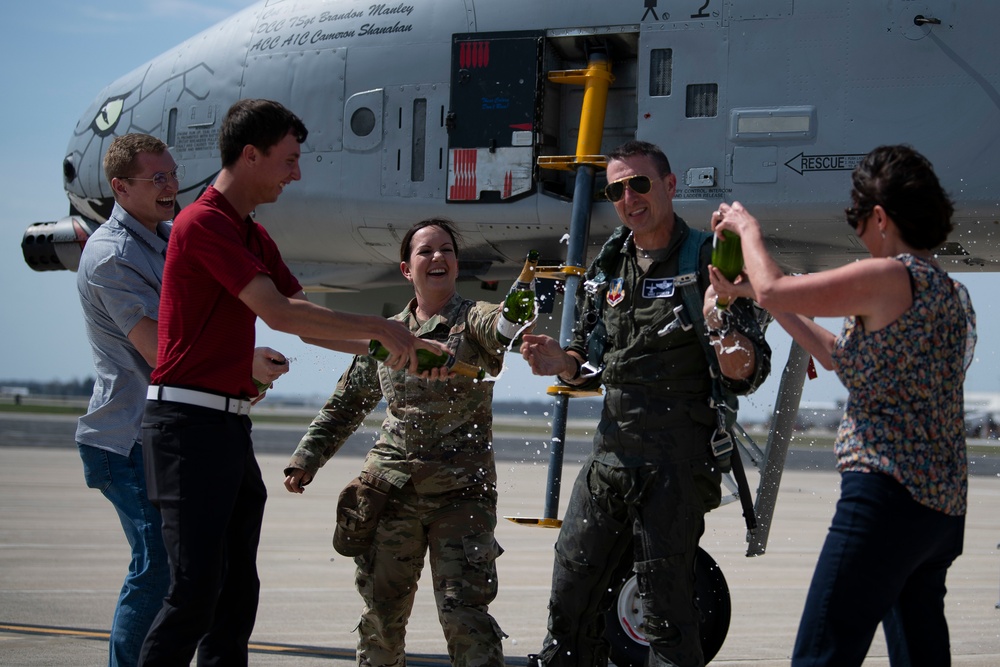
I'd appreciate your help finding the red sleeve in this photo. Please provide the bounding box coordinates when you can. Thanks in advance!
[254,223,302,297]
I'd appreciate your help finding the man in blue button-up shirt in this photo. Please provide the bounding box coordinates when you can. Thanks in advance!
[75,133,177,667]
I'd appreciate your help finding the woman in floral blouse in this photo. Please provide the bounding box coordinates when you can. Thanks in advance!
[710,144,976,666]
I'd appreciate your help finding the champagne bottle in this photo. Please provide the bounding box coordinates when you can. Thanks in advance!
[368,340,486,380]
[711,231,743,309]
[496,250,540,345]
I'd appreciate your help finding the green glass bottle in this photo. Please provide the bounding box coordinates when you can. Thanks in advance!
[496,250,540,345]
[368,340,486,380]
[711,231,743,309]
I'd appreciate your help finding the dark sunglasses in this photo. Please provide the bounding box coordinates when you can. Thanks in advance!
[604,175,652,202]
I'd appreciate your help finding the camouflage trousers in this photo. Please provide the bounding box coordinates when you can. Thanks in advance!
[536,452,720,667]
[354,481,506,667]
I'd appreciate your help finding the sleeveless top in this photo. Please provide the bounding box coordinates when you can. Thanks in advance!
[831,254,976,516]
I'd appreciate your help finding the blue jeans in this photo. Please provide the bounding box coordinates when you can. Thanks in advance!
[79,443,170,667]
[792,471,965,667]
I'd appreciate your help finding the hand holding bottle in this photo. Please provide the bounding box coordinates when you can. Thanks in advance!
[497,250,539,345]
[368,340,486,380]
[250,346,290,403]
[710,230,743,309]
[710,202,765,307]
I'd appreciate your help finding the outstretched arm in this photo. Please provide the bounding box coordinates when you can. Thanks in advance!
[239,279,443,371]
[712,202,912,327]
[520,334,585,384]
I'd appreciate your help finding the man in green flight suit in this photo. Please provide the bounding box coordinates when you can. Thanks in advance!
[520,140,772,667]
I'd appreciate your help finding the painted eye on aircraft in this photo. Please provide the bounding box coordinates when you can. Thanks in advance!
[91,96,126,136]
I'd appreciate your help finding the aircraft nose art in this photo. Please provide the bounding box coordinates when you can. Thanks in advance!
[89,95,126,136]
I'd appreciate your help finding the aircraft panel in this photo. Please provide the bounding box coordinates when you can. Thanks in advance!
[639,22,730,207]
[729,0,793,21]
[448,31,543,202]
[242,48,347,154]
[732,146,778,184]
[382,84,450,199]
[344,89,384,152]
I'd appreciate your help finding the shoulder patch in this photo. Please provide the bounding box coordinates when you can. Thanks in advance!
[607,278,625,307]
[642,278,675,299]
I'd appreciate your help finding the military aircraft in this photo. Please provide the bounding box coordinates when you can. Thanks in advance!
[19,0,1000,662]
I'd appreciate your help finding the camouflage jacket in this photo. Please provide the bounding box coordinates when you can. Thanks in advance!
[287,292,507,494]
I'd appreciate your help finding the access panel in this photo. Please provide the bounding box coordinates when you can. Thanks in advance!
[447,31,544,202]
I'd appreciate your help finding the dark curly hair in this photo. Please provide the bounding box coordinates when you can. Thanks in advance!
[849,145,954,249]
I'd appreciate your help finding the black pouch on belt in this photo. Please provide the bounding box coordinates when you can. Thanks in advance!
[332,471,393,557]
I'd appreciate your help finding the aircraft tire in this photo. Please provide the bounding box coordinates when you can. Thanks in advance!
[604,547,731,666]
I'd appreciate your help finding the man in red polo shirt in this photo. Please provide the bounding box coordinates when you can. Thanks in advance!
[140,99,432,667]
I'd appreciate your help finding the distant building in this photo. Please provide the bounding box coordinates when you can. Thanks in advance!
[0,386,30,405]
[965,392,1000,439]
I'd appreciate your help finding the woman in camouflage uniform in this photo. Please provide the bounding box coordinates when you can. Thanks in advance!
[284,219,510,667]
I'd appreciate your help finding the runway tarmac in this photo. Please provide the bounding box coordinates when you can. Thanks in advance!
[1,425,999,665]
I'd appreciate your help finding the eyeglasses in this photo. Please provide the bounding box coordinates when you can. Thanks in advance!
[124,165,185,189]
[844,205,871,230]
[604,175,652,202]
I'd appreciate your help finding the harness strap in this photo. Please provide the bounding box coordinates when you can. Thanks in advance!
[677,229,757,532]
[584,224,758,532]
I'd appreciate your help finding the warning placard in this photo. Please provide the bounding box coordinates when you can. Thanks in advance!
[785,153,865,175]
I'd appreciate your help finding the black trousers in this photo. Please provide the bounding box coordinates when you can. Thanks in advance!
[139,400,267,667]
[539,448,720,667]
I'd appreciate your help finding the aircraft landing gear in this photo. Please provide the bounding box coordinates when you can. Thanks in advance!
[604,547,731,666]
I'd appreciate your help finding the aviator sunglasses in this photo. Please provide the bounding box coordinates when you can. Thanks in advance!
[604,175,652,202]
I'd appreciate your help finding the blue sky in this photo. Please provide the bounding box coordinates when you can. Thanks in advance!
[1,1,997,422]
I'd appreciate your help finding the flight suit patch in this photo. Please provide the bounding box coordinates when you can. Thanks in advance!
[607,278,625,307]
[642,278,675,299]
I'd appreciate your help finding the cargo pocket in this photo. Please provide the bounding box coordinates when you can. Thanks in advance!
[333,472,393,557]
[454,532,503,607]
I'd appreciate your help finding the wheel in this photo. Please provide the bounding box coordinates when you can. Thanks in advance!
[604,547,731,666]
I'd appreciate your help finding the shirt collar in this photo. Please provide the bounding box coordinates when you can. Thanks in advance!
[400,292,465,335]
[201,185,247,226]
[109,201,171,256]
[624,214,689,258]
